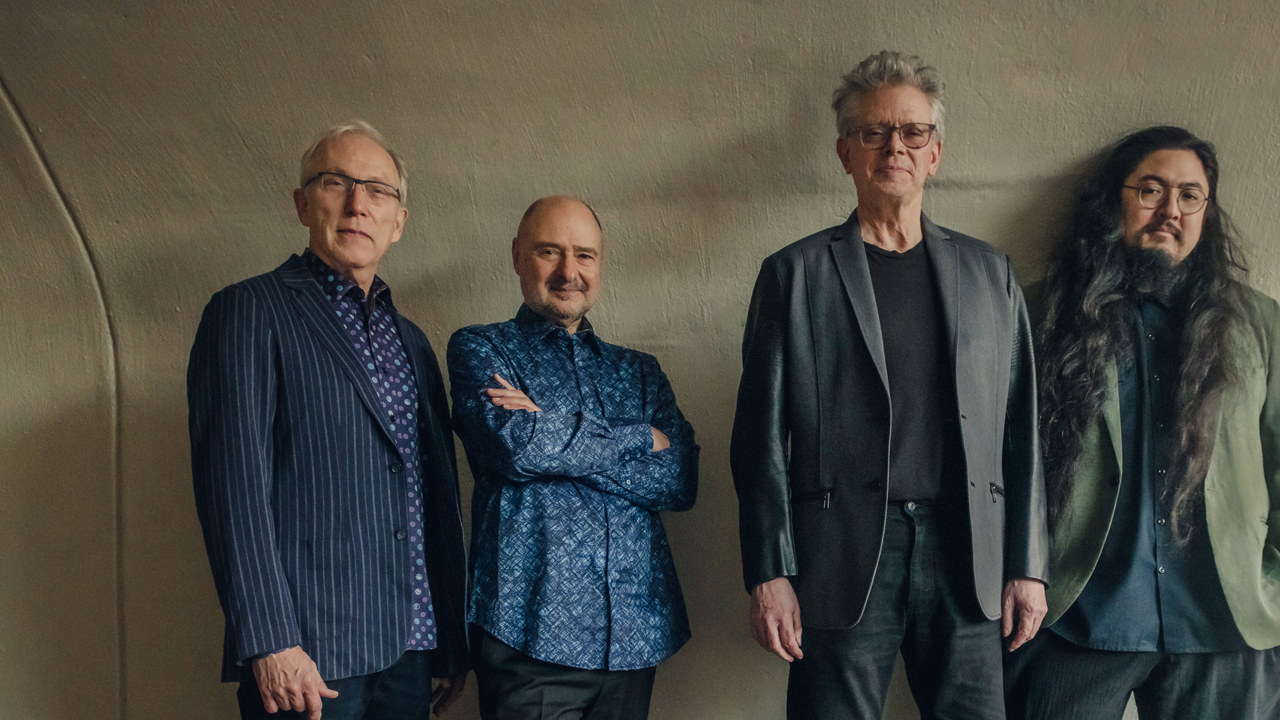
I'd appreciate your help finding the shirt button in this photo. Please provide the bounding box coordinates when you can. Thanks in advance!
[1147,333,1155,340]
[390,462,404,474]
[1153,374,1161,382]
[1157,518,1167,525]
[1157,469,1167,477]
[905,501,917,511]
[394,530,408,540]
[1158,566,1166,574]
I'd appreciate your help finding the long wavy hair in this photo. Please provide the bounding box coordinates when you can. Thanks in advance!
[1037,126,1248,540]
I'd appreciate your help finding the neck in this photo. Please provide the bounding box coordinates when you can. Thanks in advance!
[856,197,924,251]
[309,247,377,295]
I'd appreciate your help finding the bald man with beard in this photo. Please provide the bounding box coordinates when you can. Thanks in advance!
[447,196,700,720]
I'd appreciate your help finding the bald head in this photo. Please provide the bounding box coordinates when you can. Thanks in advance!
[512,195,604,333]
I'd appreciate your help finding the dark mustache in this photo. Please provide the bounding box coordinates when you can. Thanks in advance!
[1144,221,1181,239]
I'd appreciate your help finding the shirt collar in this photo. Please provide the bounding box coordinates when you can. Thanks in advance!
[300,249,393,312]
[514,304,600,351]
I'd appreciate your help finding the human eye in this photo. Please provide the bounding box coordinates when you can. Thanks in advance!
[902,124,929,142]
[1138,184,1165,202]
[321,174,348,191]
[366,183,397,201]
[861,126,889,143]
[1180,187,1206,203]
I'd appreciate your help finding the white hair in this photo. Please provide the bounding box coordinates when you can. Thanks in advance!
[832,50,946,142]
[298,119,408,202]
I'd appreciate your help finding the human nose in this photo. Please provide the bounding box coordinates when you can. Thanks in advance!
[555,254,579,280]
[1154,190,1181,219]
[882,127,907,153]
[344,182,370,214]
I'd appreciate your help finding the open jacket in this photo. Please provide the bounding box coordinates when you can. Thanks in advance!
[189,254,470,681]
[1042,286,1280,649]
[732,211,1048,628]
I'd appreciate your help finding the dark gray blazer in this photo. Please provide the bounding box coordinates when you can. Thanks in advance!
[731,212,1047,627]
[188,254,469,681]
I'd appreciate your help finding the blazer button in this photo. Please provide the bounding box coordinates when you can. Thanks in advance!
[390,462,404,474]
[870,481,884,491]
[394,529,408,540]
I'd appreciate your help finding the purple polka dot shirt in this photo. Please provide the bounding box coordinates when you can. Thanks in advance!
[302,250,437,650]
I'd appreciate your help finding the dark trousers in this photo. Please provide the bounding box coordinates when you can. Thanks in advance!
[237,650,431,720]
[1005,629,1280,720]
[473,626,656,720]
[786,501,1004,720]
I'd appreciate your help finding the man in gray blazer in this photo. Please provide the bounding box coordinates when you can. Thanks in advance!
[731,51,1048,719]
[189,121,468,720]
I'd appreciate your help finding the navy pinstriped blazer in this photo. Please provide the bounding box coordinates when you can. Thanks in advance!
[188,254,469,682]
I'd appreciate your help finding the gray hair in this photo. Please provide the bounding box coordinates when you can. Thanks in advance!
[831,51,946,142]
[298,119,409,203]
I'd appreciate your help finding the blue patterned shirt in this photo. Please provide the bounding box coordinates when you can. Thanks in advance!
[300,250,437,650]
[447,305,698,670]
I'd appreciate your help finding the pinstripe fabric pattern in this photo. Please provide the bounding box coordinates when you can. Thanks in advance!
[189,254,469,682]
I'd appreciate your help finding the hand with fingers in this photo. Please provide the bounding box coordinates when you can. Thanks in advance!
[749,576,804,662]
[486,374,543,412]
[487,374,671,454]
[1001,577,1048,652]
[251,646,338,720]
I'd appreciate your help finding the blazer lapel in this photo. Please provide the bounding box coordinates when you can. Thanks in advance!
[922,217,960,374]
[829,214,890,393]
[276,256,398,447]
[1101,360,1124,472]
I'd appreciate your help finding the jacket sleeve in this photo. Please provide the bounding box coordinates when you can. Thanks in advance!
[582,354,699,512]
[447,327,654,482]
[1003,260,1049,583]
[188,286,302,664]
[731,259,799,592]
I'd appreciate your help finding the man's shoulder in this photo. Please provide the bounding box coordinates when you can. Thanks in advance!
[447,318,522,360]
[594,335,662,370]
[450,318,519,342]
[1240,284,1280,333]
[207,258,298,302]
[936,225,1006,261]
[760,224,844,267]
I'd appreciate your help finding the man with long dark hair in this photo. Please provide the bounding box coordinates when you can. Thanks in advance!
[1005,125,1280,718]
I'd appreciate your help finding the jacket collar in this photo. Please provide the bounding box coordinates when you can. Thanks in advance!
[828,210,956,395]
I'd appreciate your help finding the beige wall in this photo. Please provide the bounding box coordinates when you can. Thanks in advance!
[3,2,1278,718]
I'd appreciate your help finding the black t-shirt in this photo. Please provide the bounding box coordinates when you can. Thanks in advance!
[864,241,961,501]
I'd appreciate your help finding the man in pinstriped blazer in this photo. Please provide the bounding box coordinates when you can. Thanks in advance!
[189,120,468,720]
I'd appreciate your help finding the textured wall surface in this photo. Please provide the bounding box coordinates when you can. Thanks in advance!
[2,2,1278,718]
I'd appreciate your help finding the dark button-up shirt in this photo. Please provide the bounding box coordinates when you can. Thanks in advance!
[301,250,437,650]
[447,305,698,670]
[1053,297,1245,653]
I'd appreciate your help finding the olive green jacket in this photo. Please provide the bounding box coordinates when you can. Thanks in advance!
[1042,286,1280,650]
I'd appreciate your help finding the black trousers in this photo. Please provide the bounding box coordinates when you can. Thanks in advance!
[1004,629,1280,720]
[786,502,1005,720]
[473,626,656,720]
[237,650,431,720]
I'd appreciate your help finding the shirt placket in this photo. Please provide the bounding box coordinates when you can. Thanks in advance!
[571,332,616,664]
[1141,307,1174,649]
